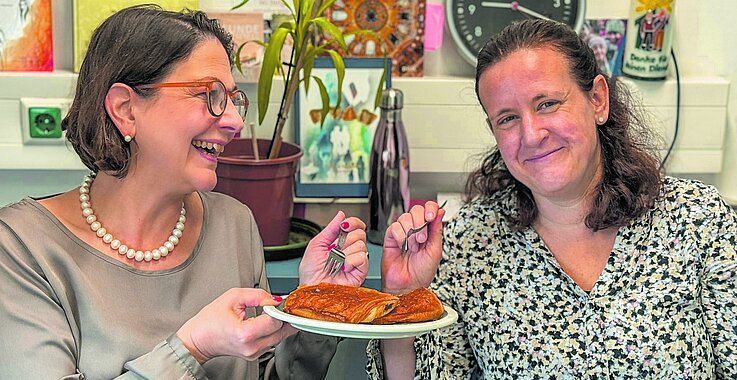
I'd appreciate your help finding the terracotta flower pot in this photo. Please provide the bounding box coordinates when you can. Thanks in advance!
[214,139,303,246]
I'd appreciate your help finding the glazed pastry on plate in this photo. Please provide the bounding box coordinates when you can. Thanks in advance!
[283,283,398,324]
[371,287,444,325]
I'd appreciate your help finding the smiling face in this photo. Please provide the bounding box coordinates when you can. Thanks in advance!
[479,47,609,203]
[131,38,244,192]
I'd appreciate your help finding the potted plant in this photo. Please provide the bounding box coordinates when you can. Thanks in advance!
[214,0,386,246]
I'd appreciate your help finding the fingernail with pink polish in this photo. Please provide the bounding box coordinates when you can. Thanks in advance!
[340,221,349,230]
[328,243,337,250]
[272,295,283,302]
[341,264,346,271]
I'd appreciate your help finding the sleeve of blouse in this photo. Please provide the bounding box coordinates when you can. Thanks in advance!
[0,219,207,380]
[698,189,737,379]
[121,335,206,379]
[365,215,480,379]
[0,220,82,379]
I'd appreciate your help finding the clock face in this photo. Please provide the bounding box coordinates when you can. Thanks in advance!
[447,0,586,65]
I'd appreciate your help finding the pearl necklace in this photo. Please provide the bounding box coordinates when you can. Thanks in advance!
[79,173,186,262]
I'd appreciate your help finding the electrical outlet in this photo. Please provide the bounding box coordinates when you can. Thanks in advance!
[20,98,72,145]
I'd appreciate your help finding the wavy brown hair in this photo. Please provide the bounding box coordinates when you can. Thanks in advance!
[62,5,234,178]
[466,19,663,232]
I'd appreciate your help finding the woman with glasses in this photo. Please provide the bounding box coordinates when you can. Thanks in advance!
[0,5,369,379]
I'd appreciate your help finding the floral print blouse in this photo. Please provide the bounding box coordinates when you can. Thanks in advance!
[367,177,737,379]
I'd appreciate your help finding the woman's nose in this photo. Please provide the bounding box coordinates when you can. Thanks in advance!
[217,99,245,134]
[520,115,548,146]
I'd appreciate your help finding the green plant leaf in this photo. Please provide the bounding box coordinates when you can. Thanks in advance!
[234,40,268,74]
[231,0,251,10]
[311,75,330,127]
[279,0,295,16]
[316,0,336,16]
[297,0,316,46]
[325,50,344,112]
[234,42,247,74]
[291,0,300,14]
[304,44,326,63]
[276,20,297,32]
[374,56,388,110]
[258,25,290,125]
[302,45,319,95]
[301,0,316,18]
[312,17,347,51]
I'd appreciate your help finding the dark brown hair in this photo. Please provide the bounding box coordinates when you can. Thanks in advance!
[466,19,662,231]
[62,5,234,177]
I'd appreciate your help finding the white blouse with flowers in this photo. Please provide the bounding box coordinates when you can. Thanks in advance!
[366,176,737,379]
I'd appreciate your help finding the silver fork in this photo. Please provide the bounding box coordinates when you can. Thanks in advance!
[400,221,431,255]
[324,229,348,276]
[400,200,447,255]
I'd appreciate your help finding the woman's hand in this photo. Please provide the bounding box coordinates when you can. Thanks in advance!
[299,211,369,287]
[381,202,445,295]
[176,288,297,363]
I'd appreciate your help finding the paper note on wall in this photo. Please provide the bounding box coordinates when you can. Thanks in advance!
[424,2,444,52]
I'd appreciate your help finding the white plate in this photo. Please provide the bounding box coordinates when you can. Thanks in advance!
[263,302,458,339]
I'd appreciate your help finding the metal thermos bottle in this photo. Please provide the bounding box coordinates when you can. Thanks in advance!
[621,0,676,80]
[367,88,410,245]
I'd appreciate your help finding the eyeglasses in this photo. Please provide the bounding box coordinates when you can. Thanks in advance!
[137,80,248,120]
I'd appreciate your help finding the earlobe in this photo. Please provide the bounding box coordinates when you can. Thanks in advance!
[105,83,137,139]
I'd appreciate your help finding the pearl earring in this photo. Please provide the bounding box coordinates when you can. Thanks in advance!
[597,117,605,124]
[124,135,132,143]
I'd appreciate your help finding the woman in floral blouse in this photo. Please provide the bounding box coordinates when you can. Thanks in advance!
[370,19,737,379]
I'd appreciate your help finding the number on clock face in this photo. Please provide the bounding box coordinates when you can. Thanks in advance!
[447,0,584,65]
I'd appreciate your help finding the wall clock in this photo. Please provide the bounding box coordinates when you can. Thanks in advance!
[447,0,587,65]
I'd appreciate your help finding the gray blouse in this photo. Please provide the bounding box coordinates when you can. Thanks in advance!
[0,192,269,379]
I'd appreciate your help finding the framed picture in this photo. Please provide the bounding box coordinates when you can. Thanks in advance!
[295,57,391,198]
[581,18,628,77]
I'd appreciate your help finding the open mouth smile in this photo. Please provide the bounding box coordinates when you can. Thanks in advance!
[192,140,225,159]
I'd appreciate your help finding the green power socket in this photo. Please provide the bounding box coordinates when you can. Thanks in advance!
[29,107,62,138]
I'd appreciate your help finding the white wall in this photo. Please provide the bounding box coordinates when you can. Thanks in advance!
[1,0,735,211]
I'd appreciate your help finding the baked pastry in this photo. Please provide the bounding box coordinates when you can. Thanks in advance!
[283,283,399,324]
[371,288,444,325]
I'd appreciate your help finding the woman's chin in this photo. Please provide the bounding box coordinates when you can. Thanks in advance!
[192,172,218,192]
[527,177,573,197]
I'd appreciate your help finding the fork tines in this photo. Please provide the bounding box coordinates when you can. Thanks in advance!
[324,247,346,276]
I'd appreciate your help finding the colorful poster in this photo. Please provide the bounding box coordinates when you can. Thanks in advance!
[320,0,426,78]
[0,0,53,71]
[73,0,199,72]
[294,58,390,198]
